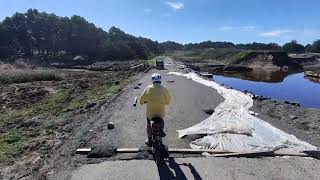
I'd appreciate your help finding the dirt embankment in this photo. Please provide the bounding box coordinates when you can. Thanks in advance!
[170,49,320,73]
[252,99,320,147]
[304,70,320,83]
[225,51,301,71]
[0,63,150,180]
[289,53,320,67]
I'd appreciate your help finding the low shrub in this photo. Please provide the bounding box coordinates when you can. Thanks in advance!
[0,72,62,85]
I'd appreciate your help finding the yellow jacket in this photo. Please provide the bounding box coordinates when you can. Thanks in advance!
[140,84,171,119]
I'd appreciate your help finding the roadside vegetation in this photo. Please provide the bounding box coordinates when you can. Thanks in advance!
[0,72,62,85]
[0,68,139,165]
[169,48,250,65]
[147,58,156,66]
[228,51,254,64]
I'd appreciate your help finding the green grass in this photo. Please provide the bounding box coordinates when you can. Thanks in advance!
[0,128,40,164]
[65,83,123,111]
[0,72,133,125]
[0,89,73,164]
[0,90,71,128]
[147,58,156,66]
[0,80,125,127]
[25,90,71,116]
[229,51,253,64]
[0,72,62,85]
[0,71,135,164]
[169,48,245,64]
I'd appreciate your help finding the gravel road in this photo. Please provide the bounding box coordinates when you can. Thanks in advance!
[86,58,224,150]
[48,58,320,180]
[65,157,320,180]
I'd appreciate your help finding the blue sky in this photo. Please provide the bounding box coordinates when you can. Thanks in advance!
[1,0,320,45]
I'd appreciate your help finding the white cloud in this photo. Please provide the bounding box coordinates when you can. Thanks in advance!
[218,26,256,31]
[259,30,292,37]
[166,1,184,10]
[144,9,152,13]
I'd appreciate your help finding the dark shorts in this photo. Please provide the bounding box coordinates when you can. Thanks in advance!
[147,117,164,129]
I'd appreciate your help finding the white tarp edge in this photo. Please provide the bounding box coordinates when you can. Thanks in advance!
[168,72,318,152]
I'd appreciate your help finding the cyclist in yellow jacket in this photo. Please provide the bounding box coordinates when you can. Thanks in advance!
[140,73,171,146]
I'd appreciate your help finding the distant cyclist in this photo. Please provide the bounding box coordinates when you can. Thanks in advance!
[140,73,171,146]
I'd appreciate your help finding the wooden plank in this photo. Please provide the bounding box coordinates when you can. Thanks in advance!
[213,151,311,158]
[76,147,317,159]
[76,147,229,154]
[274,151,307,157]
[213,151,275,158]
[76,148,142,155]
[168,148,229,154]
[116,148,140,153]
[76,148,91,154]
[130,64,143,70]
[303,150,320,160]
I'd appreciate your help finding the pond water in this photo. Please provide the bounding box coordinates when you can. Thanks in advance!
[213,72,320,108]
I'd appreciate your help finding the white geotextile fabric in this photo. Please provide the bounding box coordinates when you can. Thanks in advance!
[168,72,318,152]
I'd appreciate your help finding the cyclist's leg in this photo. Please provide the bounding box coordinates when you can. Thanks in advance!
[155,118,168,159]
[147,118,152,138]
[159,118,164,130]
[145,118,152,146]
[157,118,166,137]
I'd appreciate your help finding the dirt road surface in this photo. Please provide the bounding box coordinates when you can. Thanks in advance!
[63,157,320,180]
[47,58,320,180]
[86,59,224,150]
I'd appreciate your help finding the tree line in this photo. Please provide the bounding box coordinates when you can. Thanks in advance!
[160,40,320,53]
[0,9,161,64]
[1,9,320,64]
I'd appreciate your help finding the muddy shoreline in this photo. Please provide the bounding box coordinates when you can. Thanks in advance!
[185,63,320,148]
[252,99,320,147]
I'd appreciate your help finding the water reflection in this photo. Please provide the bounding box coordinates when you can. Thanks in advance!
[214,69,290,83]
[305,76,320,83]
[213,72,320,108]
